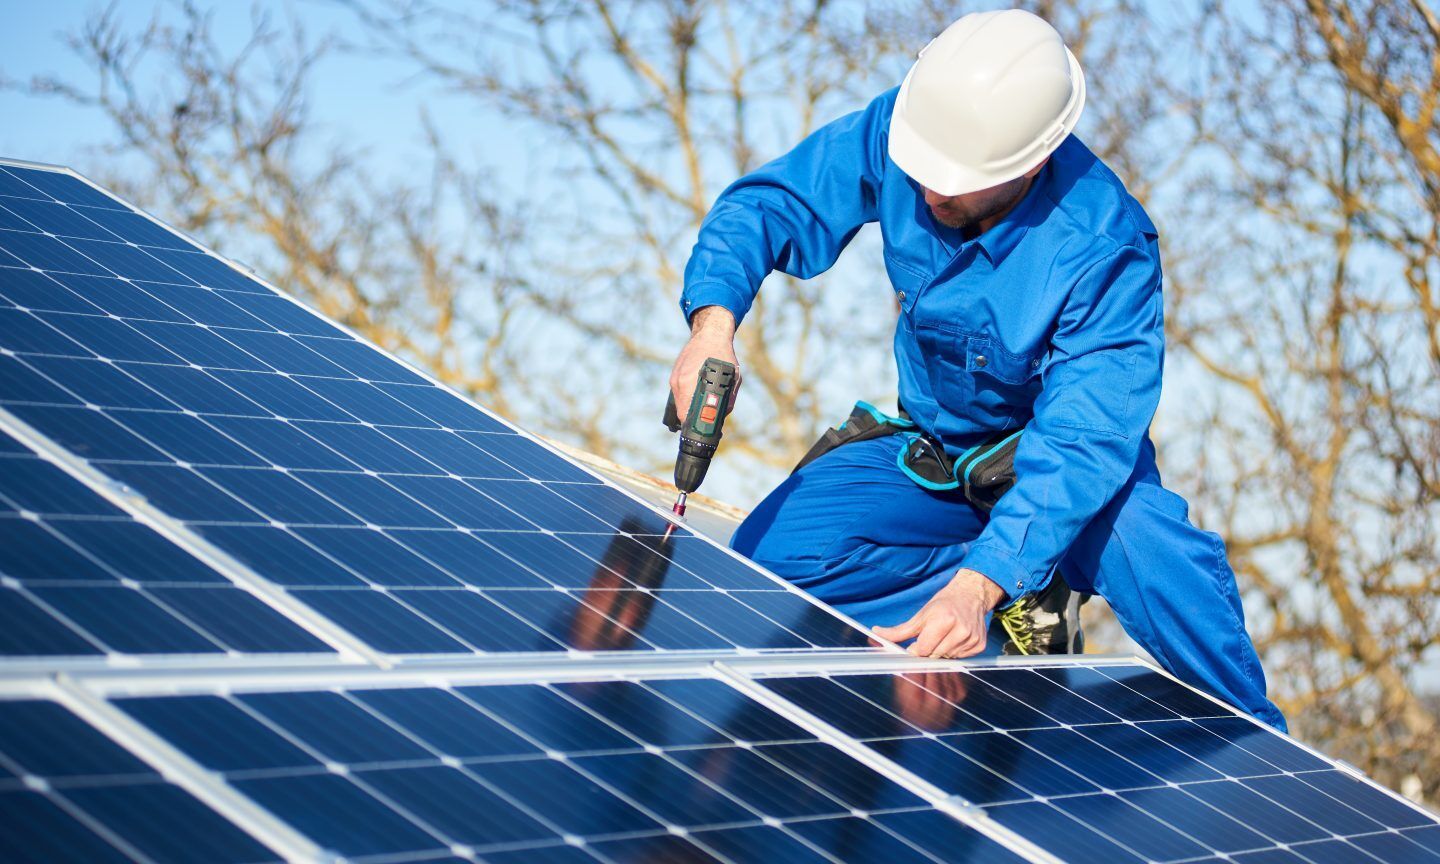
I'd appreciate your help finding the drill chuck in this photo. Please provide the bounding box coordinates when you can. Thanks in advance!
[674,437,717,493]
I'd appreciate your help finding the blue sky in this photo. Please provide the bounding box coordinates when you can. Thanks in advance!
[0,2,516,182]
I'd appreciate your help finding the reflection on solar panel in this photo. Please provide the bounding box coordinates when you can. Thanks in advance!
[2,158,1434,864]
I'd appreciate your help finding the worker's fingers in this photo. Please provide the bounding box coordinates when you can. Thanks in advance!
[872,613,925,644]
[929,625,976,660]
[935,621,988,659]
[670,332,741,416]
[956,632,988,659]
[909,611,956,657]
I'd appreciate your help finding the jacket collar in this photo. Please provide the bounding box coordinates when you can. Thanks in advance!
[971,165,1049,266]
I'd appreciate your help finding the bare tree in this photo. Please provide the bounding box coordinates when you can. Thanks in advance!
[343,0,1161,485]
[1163,0,1440,796]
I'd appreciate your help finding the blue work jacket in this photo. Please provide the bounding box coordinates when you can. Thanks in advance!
[680,87,1165,599]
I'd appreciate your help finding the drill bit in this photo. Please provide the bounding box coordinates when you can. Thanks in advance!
[663,491,687,540]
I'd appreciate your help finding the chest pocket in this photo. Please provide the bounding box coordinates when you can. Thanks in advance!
[883,251,926,316]
[930,332,1044,428]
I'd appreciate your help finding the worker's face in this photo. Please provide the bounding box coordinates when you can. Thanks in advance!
[923,176,1029,230]
[922,161,1046,230]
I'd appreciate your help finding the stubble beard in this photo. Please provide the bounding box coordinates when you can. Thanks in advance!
[929,177,1030,231]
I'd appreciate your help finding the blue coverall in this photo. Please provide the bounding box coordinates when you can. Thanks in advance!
[681,88,1285,731]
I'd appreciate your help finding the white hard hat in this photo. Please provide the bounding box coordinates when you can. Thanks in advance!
[889,9,1086,196]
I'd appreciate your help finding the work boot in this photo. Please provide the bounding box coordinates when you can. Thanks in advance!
[993,573,1086,655]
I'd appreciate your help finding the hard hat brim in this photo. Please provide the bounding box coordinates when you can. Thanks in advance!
[887,47,1086,197]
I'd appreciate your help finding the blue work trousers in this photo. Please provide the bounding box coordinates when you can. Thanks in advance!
[731,434,1286,731]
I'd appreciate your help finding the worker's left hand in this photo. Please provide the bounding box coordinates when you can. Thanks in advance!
[872,568,1007,658]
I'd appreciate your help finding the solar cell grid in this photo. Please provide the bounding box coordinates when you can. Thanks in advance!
[115,676,1027,863]
[0,430,330,657]
[0,697,281,863]
[0,185,872,654]
[757,665,1440,864]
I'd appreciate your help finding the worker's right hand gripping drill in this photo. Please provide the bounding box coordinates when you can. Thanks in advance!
[664,356,737,515]
[665,307,740,519]
[669,306,740,419]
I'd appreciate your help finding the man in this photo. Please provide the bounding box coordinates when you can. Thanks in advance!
[669,9,1284,729]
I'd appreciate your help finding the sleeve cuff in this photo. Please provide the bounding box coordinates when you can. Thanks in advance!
[960,542,1038,601]
[680,281,753,326]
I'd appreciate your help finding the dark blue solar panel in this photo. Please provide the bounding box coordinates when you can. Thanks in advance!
[289,588,471,652]
[0,230,115,276]
[0,789,135,863]
[288,422,434,472]
[3,166,129,210]
[64,207,199,251]
[0,268,104,313]
[392,589,561,650]
[988,801,1146,864]
[28,586,227,654]
[0,697,279,863]
[138,282,271,328]
[0,430,329,656]
[65,783,281,864]
[140,248,264,292]
[119,677,1018,862]
[687,825,833,863]
[240,691,435,764]
[789,812,1007,861]
[0,202,39,233]
[2,173,872,655]
[0,197,126,241]
[48,273,191,321]
[293,528,455,585]
[6,404,171,461]
[232,773,440,857]
[46,312,188,363]
[757,664,1440,863]
[293,334,423,380]
[874,810,1032,863]
[351,688,540,759]
[0,306,91,355]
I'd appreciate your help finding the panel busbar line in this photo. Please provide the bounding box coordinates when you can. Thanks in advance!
[109,674,1032,864]
[749,663,1440,864]
[0,158,876,658]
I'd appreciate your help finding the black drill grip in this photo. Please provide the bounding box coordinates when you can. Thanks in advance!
[663,391,683,433]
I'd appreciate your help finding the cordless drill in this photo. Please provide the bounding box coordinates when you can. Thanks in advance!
[663,358,737,518]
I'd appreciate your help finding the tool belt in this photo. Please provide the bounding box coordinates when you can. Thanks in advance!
[792,401,1022,512]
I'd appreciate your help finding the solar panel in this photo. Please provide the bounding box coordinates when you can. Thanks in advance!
[0,159,872,657]
[0,697,281,863]
[2,159,1435,864]
[753,663,1440,864]
[0,427,331,657]
[111,674,1030,863]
